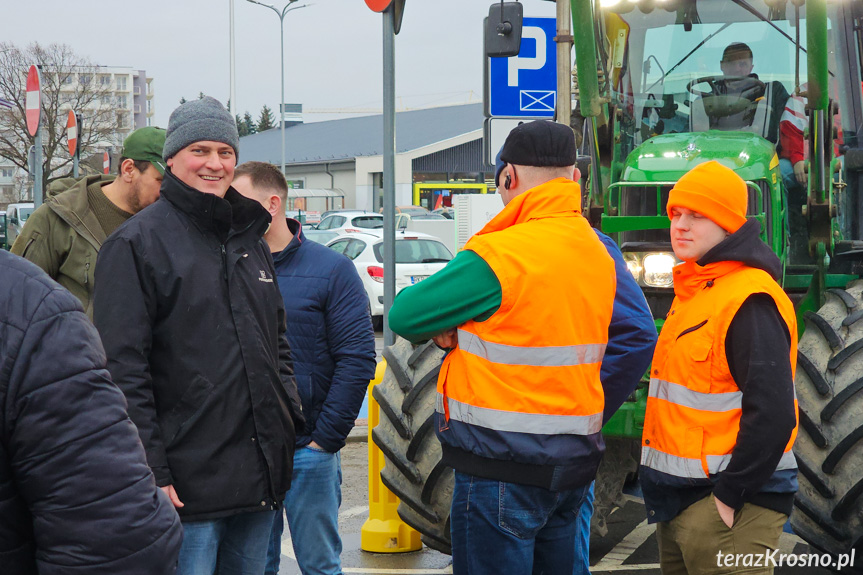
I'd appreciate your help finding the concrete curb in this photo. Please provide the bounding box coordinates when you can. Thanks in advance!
[347,419,368,443]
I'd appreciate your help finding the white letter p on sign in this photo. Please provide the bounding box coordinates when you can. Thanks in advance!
[507,26,546,87]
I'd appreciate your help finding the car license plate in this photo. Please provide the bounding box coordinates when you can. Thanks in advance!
[410,275,429,284]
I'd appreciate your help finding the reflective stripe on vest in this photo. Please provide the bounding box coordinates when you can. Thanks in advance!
[706,450,798,474]
[436,393,604,435]
[649,378,742,412]
[642,446,798,479]
[641,446,708,479]
[458,329,606,367]
[650,378,799,410]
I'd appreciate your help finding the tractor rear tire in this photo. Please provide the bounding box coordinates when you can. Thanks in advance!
[371,337,453,554]
[591,437,639,537]
[792,281,863,567]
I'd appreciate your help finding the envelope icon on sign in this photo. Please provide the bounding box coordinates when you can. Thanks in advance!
[520,90,555,112]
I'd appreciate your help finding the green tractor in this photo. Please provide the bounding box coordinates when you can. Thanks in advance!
[372,0,863,561]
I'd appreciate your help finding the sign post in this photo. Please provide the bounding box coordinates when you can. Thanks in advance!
[483,16,557,163]
[364,0,405,347]
[103,151,110,174]
[359,0,422,556]
[26,65,43,207]
[67,110,79,178]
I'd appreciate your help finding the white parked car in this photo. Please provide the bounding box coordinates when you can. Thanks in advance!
[5,202,35,248]
[314,210,383,236]
[303,229,340,245]
[326,231,453,328]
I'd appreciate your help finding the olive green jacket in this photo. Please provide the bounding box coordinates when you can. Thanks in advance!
[10,174,115,319]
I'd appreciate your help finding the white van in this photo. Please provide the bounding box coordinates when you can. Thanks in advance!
[6,202,35,247]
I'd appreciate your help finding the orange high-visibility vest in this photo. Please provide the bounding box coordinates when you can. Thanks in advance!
[437,178,616,478]
[641,259,798,481]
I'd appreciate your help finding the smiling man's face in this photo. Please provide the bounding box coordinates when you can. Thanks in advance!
[167,140,236,197]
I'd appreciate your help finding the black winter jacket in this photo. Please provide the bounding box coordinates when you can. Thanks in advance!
[0,249,182,574]
[94,169,305,521]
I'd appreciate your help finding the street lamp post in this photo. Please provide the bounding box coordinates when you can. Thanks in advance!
[246,0,309,175]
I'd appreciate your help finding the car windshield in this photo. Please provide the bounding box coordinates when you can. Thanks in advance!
[20,208,33,222]
[352,215,384,229]
[606,0,858,153]
[373,239,453,264]
[398,207,429,216]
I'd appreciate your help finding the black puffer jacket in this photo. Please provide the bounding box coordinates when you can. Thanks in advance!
[94,169,305,521]
[0,249,182,574]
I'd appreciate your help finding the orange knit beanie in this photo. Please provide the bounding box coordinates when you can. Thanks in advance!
[667,161,748,233]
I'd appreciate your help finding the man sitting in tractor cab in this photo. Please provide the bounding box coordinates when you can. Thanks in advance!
[691,42,789,143]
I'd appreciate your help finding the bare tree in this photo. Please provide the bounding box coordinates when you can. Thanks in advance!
[0,42,117,191]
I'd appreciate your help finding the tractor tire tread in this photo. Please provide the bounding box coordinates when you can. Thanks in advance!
[821,377,863,423]
[798,351,832,396]
[804,310,844,350]
[372,338,453,555]
[793,284,863,557]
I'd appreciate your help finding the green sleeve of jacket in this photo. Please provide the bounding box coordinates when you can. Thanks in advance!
[10,204,62,280]
[388,249,502,344]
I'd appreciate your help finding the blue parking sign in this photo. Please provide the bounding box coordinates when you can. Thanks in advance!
[488,17,557,118]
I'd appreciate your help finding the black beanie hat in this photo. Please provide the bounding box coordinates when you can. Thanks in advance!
[499,120,577,169]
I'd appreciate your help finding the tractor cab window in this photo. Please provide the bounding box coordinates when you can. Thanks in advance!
[606,1,858,155]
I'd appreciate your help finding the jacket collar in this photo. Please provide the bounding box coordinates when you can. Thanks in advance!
[160,168,271,242]
[697,219,781,279]
[475,178,582,236]
[672,259,744,300]
[672,219,780,300]
[273,218,306,263]
[47,175,113,246]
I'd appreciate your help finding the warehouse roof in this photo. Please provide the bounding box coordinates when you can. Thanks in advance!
[239,103,484,165]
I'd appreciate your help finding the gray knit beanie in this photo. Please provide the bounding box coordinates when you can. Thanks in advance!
[163,96,239,160]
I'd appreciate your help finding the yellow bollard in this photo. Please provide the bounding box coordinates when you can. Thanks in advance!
[361,359,423,553]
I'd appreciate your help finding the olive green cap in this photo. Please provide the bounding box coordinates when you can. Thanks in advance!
[121,127,167,175]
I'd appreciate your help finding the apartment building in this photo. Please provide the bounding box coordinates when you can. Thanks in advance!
[0,159,17,206]
[63,66,154,147]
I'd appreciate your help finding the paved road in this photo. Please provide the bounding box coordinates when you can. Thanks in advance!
[275,446,837,575]
[273,332,839,574]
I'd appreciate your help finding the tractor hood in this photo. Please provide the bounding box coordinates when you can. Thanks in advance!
[621,131,777,183]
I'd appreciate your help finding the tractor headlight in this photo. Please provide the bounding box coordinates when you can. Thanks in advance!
[642,253,676,287]
[623,252,643,283]
[622,251,678,288]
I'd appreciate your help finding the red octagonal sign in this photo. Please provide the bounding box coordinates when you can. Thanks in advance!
[26,65,41,137]
[365,0,392,12]
[67,110,78,157]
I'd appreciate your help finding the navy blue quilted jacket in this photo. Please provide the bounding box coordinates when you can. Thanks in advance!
[0,249,182,575]
[273,220,377,452]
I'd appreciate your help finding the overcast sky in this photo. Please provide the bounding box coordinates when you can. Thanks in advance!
[4,0,557,127]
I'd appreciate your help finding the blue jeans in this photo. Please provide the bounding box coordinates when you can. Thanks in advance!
[177,509,277,575]
[265,446,342,575]
[450,472,589,575]
[573,482,594,575]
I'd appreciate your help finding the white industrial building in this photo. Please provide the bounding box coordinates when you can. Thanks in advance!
[239,103,491,211]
